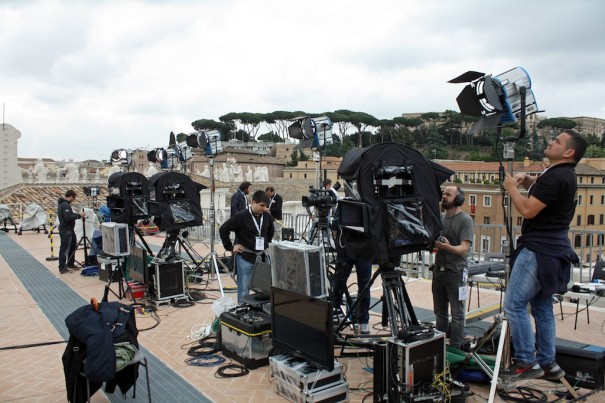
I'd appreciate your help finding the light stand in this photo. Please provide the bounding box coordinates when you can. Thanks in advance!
[70,210,93,267]
[200,156,226,297]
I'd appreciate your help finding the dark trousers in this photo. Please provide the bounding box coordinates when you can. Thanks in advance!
[432,269,466,347]
[332,255,372,324]
[59,229,77,269]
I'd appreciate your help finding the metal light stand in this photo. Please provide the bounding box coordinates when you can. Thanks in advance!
[70,210,93,267]
[101,256,135,302]
[200,156,226,297]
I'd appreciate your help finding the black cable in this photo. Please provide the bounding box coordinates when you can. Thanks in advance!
[215,362,249,378]
[172,299,195,308]
[187,338,219,356]
[497,385,547,402]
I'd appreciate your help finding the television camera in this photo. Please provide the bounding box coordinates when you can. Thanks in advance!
[83,186,100,197]
[302,186,336,217]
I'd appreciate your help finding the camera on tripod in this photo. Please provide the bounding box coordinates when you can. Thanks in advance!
[83,186,100,197]
[302,187,336,209]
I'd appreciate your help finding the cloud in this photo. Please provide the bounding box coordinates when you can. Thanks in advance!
[1,0,604,161]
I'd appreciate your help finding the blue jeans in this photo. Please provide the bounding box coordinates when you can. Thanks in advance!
[504,247,556,366]
[332,256,372,324]
[432,268,466,347]
[236,254,255,304]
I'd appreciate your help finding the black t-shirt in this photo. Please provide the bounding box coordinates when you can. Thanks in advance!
[522,163,577,233]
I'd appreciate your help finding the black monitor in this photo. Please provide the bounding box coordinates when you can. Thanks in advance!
[338,199,370,234]
[271,287,334,371]
[250,261,272,296]
[129,245,148,284]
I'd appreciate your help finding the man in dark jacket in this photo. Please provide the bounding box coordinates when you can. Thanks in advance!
[58,189,86,274]
[265,186,283,221]
[220,190,274,303]
[501,130,587,382]
[230,181,251,217]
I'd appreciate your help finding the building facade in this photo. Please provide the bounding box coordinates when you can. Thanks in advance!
[1,123,23,189]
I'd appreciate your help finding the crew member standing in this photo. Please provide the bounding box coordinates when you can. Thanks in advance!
[230,181,251,217]
[501,130,587,381]
[265,186,283,221]
[58,189,86,274]
[220,190,275,303]
[432,186,474,348]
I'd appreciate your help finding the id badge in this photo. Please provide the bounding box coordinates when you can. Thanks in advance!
[255,236,264,251]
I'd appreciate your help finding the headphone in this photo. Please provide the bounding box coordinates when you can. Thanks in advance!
[454,187,465,206]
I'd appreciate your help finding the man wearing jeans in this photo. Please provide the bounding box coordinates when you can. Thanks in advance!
[220,190,274,303]
[432,186,474,348]
[502,130,587,381]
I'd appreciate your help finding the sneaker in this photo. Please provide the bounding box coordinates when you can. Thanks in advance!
[540,362,565,381]
[67,264,80,270]
[360,324,370,334]
[500,361,544,381]
[59,268,72,274]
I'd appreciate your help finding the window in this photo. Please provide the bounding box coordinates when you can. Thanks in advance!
[598,234,604,246]
[483,196,492,207]
[579,176,583,183]
[469,195,476,205]
[480,236,491,255]
[577,195,583,206]
[483,217,490,224]
[586,235,592,247]
[601,195,604,205]
[600,214,604,225]
[590,195,594,205]
[591,177,595,184]
[516,217,523,226]
[588,215,595,225]
[576,215,582,226]
[303,173,307,179]
[574,235,581,248]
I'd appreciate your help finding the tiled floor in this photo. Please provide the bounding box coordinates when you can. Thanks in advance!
[1,230,605,402]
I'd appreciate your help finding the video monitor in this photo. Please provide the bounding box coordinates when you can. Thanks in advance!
[129,245,148,284]
[271,287,334,371]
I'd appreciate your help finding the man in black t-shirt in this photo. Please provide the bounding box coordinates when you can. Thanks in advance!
[501,130,587,382]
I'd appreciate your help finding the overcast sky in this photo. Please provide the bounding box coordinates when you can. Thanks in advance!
[1,0,604,161]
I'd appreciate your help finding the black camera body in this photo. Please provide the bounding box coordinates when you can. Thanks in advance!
[301,187,336,209]
[83,186,100,197]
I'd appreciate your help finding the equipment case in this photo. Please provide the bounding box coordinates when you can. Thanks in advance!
[275,379,349,403]
[386,332,446,400]
[270,354,344,394]
[219,307,272,369]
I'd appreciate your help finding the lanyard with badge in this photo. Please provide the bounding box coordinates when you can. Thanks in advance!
[249,207,265,250]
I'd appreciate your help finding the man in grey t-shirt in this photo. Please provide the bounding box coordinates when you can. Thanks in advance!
[432,186,474,348]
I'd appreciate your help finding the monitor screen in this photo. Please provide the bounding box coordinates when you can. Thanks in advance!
[271,287,334,371]
[250,261,272,296]
[338,199,370,233]
[129,245,147,284]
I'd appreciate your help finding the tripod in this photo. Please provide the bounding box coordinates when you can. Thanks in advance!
[335,261,418,338]
[199,156,226,297]
[70,209,93,267]
[101,255,135,302]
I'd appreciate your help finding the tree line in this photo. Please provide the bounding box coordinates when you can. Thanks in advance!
[170,110,605,162]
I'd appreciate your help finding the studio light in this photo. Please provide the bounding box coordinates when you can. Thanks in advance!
[449,66,538,134]
[186,129,223,156]
[147,148,167,164]
[288,115,333,150]
[110,149,132,166]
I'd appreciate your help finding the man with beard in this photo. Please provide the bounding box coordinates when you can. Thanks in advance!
[432,186,474,348]
[501,130,587,381]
